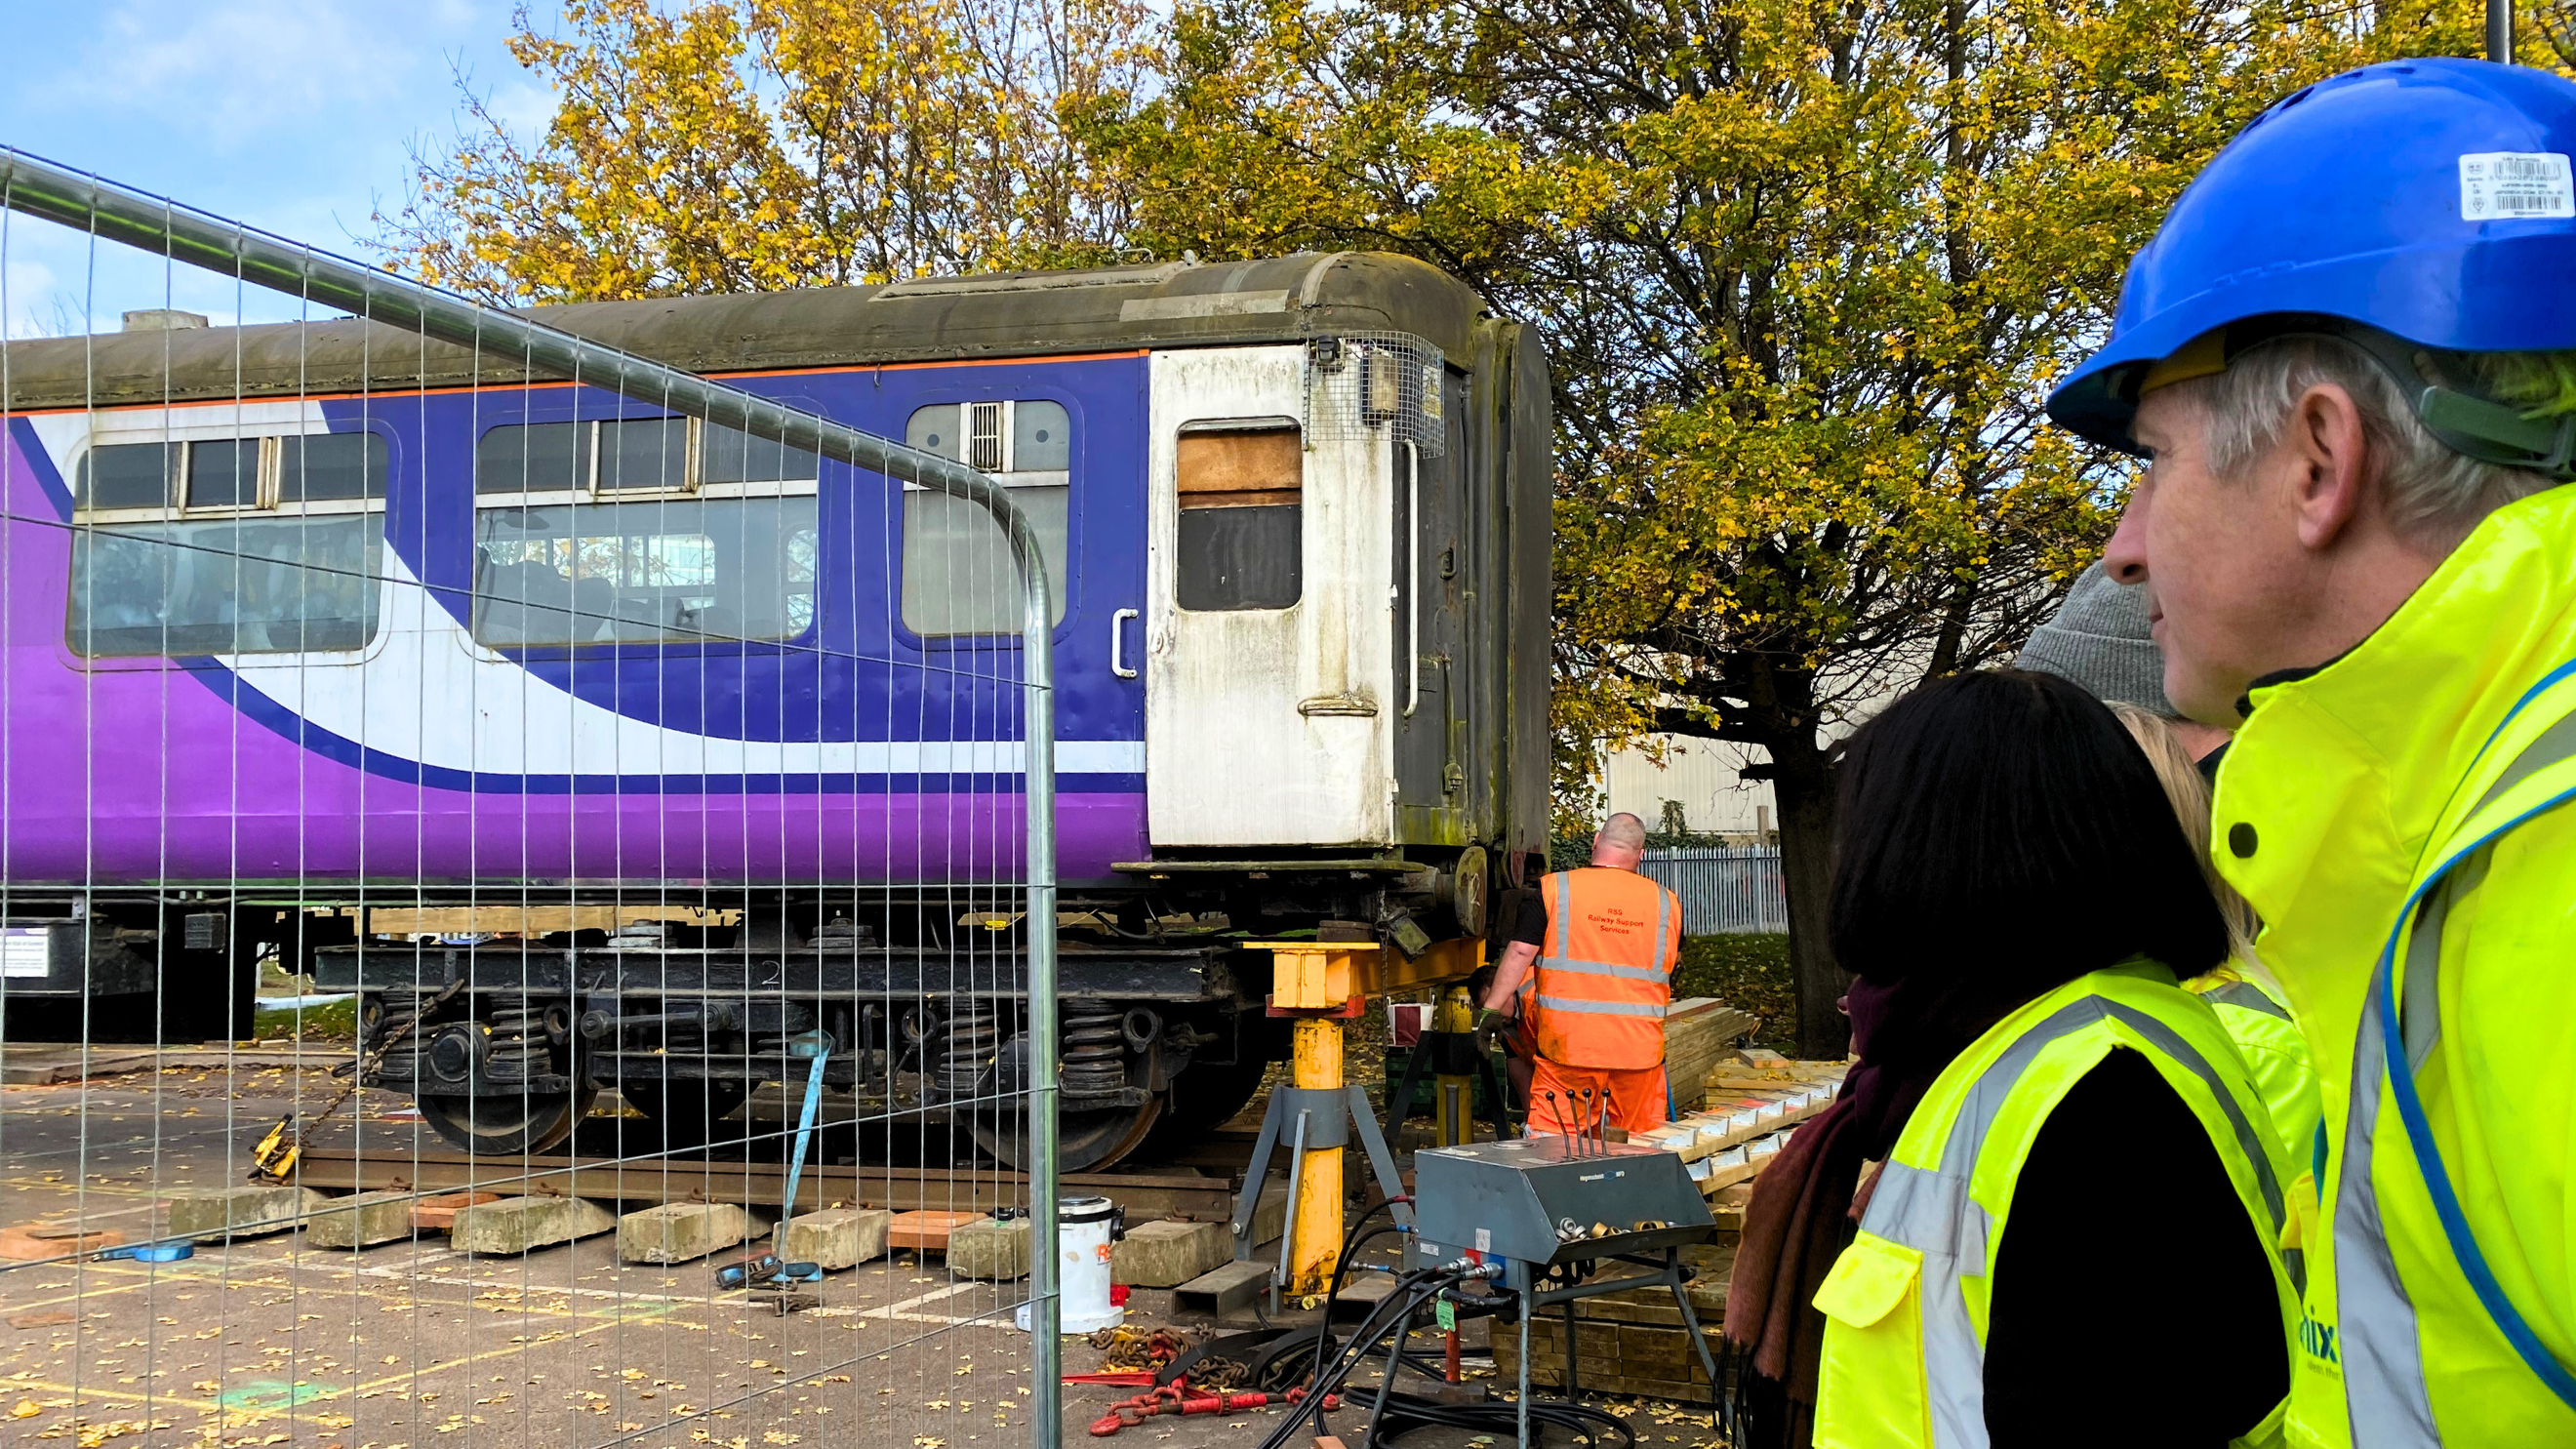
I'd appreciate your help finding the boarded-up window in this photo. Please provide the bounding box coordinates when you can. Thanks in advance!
[1177,425,1302,611]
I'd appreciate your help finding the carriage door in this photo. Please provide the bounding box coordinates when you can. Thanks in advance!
[1145,345,1389,847]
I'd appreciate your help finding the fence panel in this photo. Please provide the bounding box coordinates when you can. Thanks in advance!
[1642,846,1789,935]
[0,148,1067,1449]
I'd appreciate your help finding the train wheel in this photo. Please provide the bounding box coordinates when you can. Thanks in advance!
[417,1086,598,1156]
[970,1095,1163,1174]
[618,1079,753,1153]
[1137,1052,1271,1159]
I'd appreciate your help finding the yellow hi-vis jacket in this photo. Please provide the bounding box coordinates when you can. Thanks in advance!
[1811,961,2301,1449]
[2213,485,2576,1447]
[1528,867,1680,1070]
[2190,964,2325,1199]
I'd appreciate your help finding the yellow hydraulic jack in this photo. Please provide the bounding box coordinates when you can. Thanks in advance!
[1226,940,1417,1309]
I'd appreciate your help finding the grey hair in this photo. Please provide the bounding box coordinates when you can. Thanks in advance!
[2170,335,2558,547]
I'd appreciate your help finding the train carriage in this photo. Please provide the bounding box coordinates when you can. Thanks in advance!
[0,252,1552,1168]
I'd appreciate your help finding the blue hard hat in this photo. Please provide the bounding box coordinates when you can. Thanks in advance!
[2048,58,2576,456]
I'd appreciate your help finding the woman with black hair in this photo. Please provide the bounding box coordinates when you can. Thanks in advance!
[1725,669,2297,1449]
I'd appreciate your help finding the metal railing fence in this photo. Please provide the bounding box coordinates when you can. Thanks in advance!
[1642,845,1790,935]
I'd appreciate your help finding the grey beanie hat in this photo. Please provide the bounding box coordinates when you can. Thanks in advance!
[2015,562,2173,714]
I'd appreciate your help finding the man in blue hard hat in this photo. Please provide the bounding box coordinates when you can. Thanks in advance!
[2046,57,2576,1448]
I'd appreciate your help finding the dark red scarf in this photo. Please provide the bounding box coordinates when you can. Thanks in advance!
[1722,973,2020,1444]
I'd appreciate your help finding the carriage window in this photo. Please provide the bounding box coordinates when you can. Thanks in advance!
[477,421,589,493]
[470,496,820,647]
[281,432,389,503]
[66,517,382,657]
[597,417,690,491]
[899,400,1071,636]
[700,423,822,485]
[75,443,177,510]
[185,439,258,508]
[1176,423,1302,611]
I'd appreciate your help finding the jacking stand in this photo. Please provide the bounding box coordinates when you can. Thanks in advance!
[1513,1248,1723,1441]
[1381,1026,1513,1150]
[1227,1082,1412,1317]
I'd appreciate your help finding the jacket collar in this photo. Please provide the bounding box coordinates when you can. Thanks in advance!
[2216,485,2576,944]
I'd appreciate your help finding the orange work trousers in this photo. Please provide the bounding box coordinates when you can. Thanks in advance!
[1528,1058,1669,1137]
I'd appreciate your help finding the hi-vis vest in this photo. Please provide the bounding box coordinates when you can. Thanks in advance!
[2209,486,2576,1447]
[1811,962,2301,1449]
[1529,867,1680,1069]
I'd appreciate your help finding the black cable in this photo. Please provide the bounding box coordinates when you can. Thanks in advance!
[1253,1268,1459,1449]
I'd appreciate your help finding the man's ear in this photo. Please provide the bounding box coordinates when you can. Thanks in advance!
[2285,383,2373,550]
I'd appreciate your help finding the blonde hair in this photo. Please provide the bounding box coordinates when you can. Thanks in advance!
[2108,702,2261,964]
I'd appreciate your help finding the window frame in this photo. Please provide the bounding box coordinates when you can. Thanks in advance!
[64,423,397,664]
[72,426,392,526]
[894,395,1078,645]
[468,416,825,656]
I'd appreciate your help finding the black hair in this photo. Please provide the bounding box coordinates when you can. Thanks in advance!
[1828,668,2229,987]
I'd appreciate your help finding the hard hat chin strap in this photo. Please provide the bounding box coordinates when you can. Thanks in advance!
[2193,316,2576,485]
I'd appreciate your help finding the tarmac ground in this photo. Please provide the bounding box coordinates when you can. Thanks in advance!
[0,1057,1728,1449]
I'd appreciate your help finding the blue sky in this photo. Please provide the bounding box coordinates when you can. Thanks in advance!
[1,1,557,336]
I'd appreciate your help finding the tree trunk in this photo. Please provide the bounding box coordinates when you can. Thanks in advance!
[1769,733,1848,1061]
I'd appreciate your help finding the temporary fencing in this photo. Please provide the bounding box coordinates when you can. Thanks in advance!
[1640,847,1789,936]
[0,146,1066,1449]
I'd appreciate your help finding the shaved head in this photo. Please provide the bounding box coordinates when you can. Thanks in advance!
[1592,813,1647,868]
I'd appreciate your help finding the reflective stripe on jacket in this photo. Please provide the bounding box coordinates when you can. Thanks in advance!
[2213,486,2576,1447]
[1528,867,1679,1070]
[1810,962,2300,1449]
[2190,965,2325,1206]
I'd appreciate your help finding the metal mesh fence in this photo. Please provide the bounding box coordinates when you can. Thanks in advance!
[0,148,1069,1449]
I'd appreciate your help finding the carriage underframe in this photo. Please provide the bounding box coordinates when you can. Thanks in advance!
[309,942,1271,1171]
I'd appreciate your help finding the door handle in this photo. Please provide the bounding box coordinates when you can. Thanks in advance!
[1110,608,1140,679]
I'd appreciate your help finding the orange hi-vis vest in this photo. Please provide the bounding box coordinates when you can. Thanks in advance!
[1531,867,1682,1070]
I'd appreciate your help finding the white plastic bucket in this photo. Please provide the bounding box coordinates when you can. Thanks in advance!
[1014,1197,1124,1334]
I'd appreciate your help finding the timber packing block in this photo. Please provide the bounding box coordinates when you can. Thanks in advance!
[619,1203,766,1265]
[0,1224,124,1261]
[1113,1219,1228,1288]
[413,1191,501,1231]
[304,1190,417,1250]
[781,1208,889,1270]
[449,1195,616,1256]
[886,1210,982,1253]
[165,1185,324,1243]
[946,1217,1031,1281]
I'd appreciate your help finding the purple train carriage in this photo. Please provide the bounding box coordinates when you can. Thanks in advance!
[0,254,1552,1168]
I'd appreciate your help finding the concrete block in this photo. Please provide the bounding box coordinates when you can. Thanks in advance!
[1250,1184,1289,1247]
[946,1216,1031,1281]
[304,1190,417,1250]
[618,1203,765,1265]
[449,1195,616,1256]
[165,1185,325,1242]
[1113,1219,1228,1288]
[781,1208,889,1270]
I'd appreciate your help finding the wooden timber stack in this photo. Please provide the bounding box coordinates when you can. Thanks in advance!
[1660,996,1760,1104]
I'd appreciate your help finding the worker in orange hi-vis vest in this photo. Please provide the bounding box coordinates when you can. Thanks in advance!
[1476,812,1682,1137]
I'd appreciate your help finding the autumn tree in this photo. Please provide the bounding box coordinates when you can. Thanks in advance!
[1077,0,2517,1056]
[381,0,1149,300]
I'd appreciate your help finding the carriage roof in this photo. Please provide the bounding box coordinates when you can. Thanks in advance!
[0,252,1490,413]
